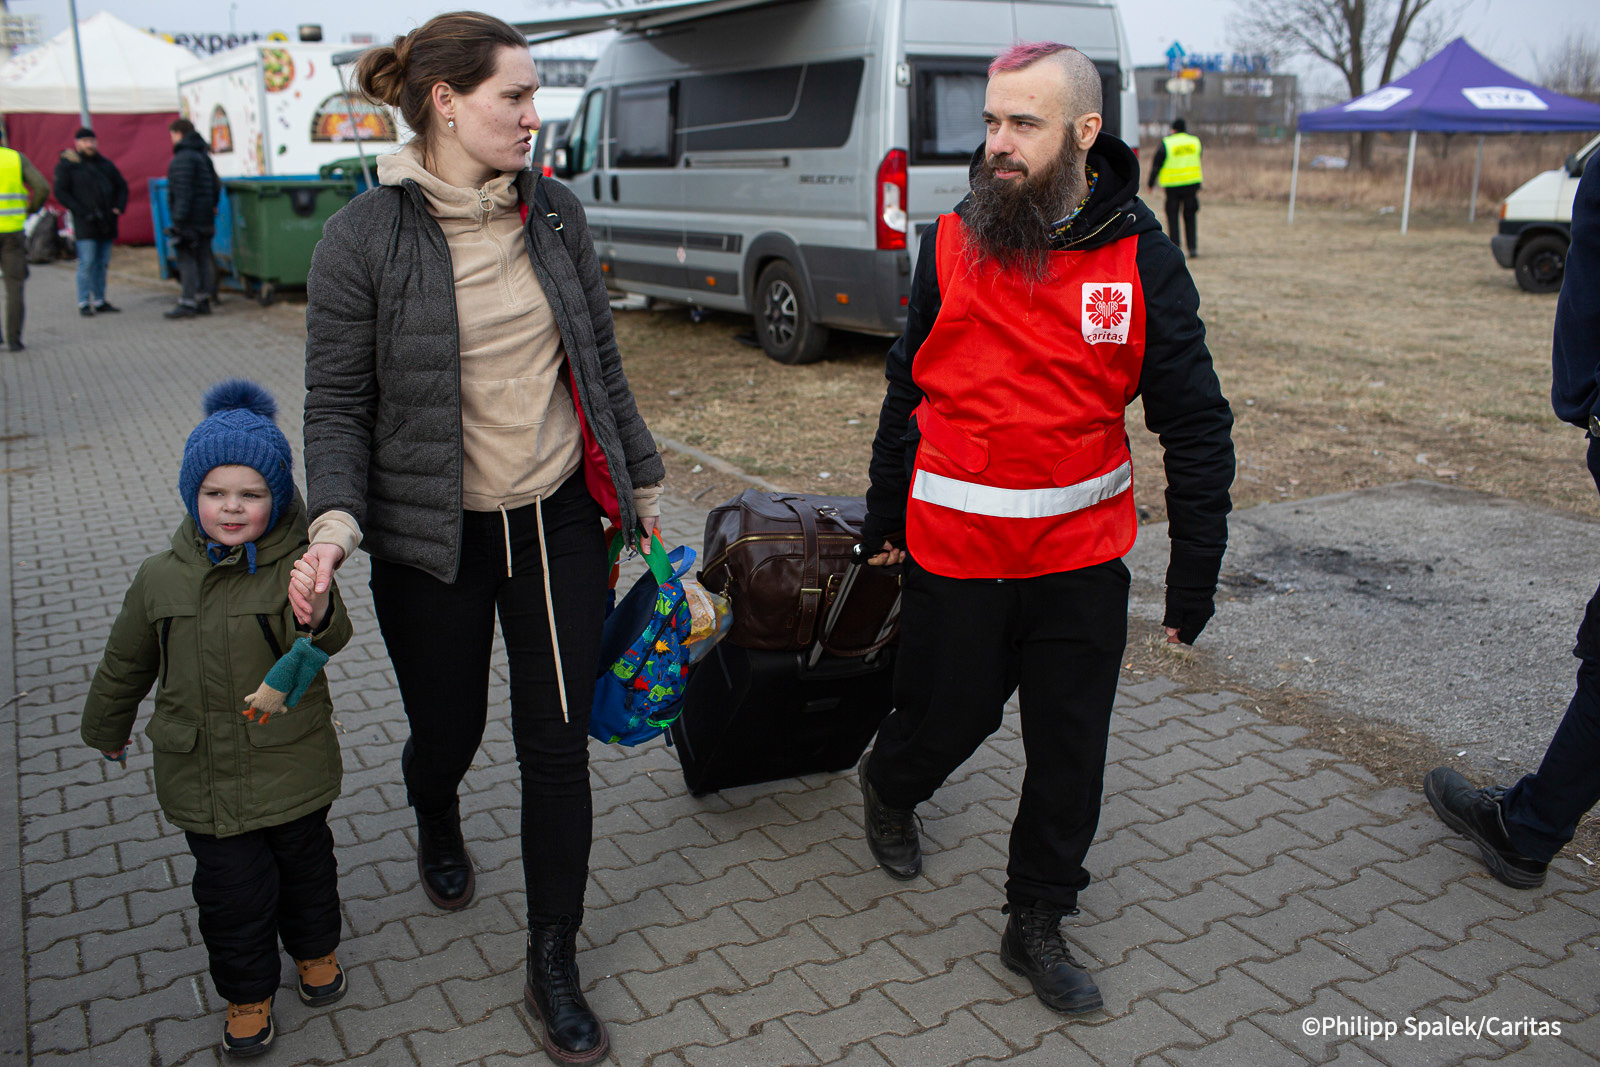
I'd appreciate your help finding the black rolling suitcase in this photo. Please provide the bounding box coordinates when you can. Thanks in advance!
[671,541,900,796]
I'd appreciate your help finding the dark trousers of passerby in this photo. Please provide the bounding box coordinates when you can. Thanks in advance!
[174,228,214,308]
[368,472,606,926]
[1163,185,1200,254]
[185,805,340,1004]
[866,555,1129,911]
[1501,441,1600,861]
[76,237,112,307]
[0,231,26,347]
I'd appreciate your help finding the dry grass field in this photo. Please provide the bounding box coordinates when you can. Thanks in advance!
[612,186,1587,524]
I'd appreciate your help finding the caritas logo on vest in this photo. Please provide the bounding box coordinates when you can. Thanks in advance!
[1082,283,1132,345]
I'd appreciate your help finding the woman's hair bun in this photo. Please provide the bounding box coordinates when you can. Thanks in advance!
[355,38,408,108]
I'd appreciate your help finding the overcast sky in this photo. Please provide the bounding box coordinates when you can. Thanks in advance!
[14,0,1594,86]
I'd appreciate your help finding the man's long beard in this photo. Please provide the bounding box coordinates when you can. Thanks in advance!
[963,140,1088,283]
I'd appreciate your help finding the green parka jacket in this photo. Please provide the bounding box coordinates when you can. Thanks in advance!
[81,498,351,837]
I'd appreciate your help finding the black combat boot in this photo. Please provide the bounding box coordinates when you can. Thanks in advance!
[1000,902,1104,1014]
[413,799,474,909]
[524,918,609,1065]
[859,751,922,879]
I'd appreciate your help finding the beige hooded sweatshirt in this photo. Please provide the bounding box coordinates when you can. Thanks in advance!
[308,145,660,558]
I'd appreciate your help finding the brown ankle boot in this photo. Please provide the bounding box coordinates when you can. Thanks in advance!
[295,951,348,1006]
[222,996,274,1058]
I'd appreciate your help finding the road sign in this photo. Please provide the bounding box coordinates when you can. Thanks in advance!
[1165,78,1195,95]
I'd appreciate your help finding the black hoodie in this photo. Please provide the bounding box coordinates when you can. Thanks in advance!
[863,132,1235,605]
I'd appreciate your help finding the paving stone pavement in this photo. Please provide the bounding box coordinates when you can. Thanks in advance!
[3,262,1599,1066]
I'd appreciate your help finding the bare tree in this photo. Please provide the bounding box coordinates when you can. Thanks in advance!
[1231,0,1465,166]
[1536,31,1600,98]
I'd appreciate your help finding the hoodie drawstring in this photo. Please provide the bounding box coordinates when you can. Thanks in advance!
[501,499,571,724]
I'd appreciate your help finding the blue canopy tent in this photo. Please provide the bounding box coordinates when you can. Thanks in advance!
[1290,38,1600,233]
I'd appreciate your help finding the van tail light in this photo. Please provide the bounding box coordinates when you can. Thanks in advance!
[1499,202,1506,220]
[542,164,554,178]
[876,149,908,250]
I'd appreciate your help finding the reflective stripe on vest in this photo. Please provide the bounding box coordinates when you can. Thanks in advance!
[1156,133,1202,187]
[912,461,1133,520]
[0,149,26,234]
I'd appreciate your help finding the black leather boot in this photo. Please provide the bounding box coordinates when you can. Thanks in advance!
[1000,902,1104,1014]
[524,918,609,1065]
[1424,767,1548,888]
[859,750,922,879]
[413,800,474,909]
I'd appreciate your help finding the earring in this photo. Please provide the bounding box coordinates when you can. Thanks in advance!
[447,119,455,128]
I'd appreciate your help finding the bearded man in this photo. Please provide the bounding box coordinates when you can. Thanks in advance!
[857,42,1234,1013]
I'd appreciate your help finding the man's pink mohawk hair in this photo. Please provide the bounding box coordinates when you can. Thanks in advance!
[989,41,1072,77]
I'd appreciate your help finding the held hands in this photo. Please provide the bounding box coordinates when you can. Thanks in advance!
[289,543,344,628]
[101,746,127,769]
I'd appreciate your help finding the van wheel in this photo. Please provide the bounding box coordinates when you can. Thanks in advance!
[755,261,829,364]
[1513,235,1566,293]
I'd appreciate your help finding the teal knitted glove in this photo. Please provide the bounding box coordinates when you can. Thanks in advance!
[242,637,331,724]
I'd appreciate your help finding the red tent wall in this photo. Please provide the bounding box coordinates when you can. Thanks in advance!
[4,111,178,244]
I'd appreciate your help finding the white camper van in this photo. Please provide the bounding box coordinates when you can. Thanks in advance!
[521,0,1138,363]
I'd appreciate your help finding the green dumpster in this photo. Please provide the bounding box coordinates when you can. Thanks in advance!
[227,179,358,305]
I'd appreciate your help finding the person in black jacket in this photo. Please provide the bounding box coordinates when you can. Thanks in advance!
[164,119,220,319]
[856,42,1233,1014]
[54,127,128,316]
[1424,156,1600,889]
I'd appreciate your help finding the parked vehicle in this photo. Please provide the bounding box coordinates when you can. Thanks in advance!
[531,0,1138,363]
[1492,133,1598,293]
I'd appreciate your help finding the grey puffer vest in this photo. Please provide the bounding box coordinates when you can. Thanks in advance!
[303,170,665,582]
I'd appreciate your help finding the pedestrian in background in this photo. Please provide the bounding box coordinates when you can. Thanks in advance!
[54,126,128,316]
[300,12,664,1065]
[0,129,51,351]
[1424,155,1600,887]
[164,118,220,319]
[1148,117,1202,257]
[81,381,353,1059]
[858,42,1233,1015]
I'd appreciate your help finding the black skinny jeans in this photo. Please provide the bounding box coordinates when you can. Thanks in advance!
[186,805,340,1004]
[867,556,1129,912]
[369,473,607,925]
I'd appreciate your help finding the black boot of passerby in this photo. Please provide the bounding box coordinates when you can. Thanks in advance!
[1000,902,1104,1014]
[413,799,475,909]
[524,918,609,1065]
[1424,767,1548,888]
[858,751,922,879]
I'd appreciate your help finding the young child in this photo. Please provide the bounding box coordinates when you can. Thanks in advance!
[81,380,352,1059]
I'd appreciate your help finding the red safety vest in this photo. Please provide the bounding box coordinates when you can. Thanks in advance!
[905,212,1147,579]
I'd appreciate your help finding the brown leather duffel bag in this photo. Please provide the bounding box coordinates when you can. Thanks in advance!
[699,490,900,655]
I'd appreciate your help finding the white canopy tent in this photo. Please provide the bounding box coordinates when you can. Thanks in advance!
[0,12,197,243]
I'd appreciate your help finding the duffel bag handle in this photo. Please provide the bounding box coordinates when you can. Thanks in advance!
[778,498,825,646]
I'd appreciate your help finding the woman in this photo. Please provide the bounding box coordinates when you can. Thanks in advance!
[297,12,664,1065]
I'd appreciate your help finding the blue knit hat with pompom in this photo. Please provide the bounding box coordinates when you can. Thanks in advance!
[178,380,295,537]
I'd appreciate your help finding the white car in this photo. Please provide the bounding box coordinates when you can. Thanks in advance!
[1492,133,1598,293]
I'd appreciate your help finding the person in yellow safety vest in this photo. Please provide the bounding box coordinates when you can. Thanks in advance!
[1147,117,1202,257]
[0,133,52,352]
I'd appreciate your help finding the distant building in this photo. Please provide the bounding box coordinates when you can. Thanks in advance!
[1135,65,1298,144]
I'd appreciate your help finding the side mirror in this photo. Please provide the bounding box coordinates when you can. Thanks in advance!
[1567,153,1583,178]
[554,146,570,178]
